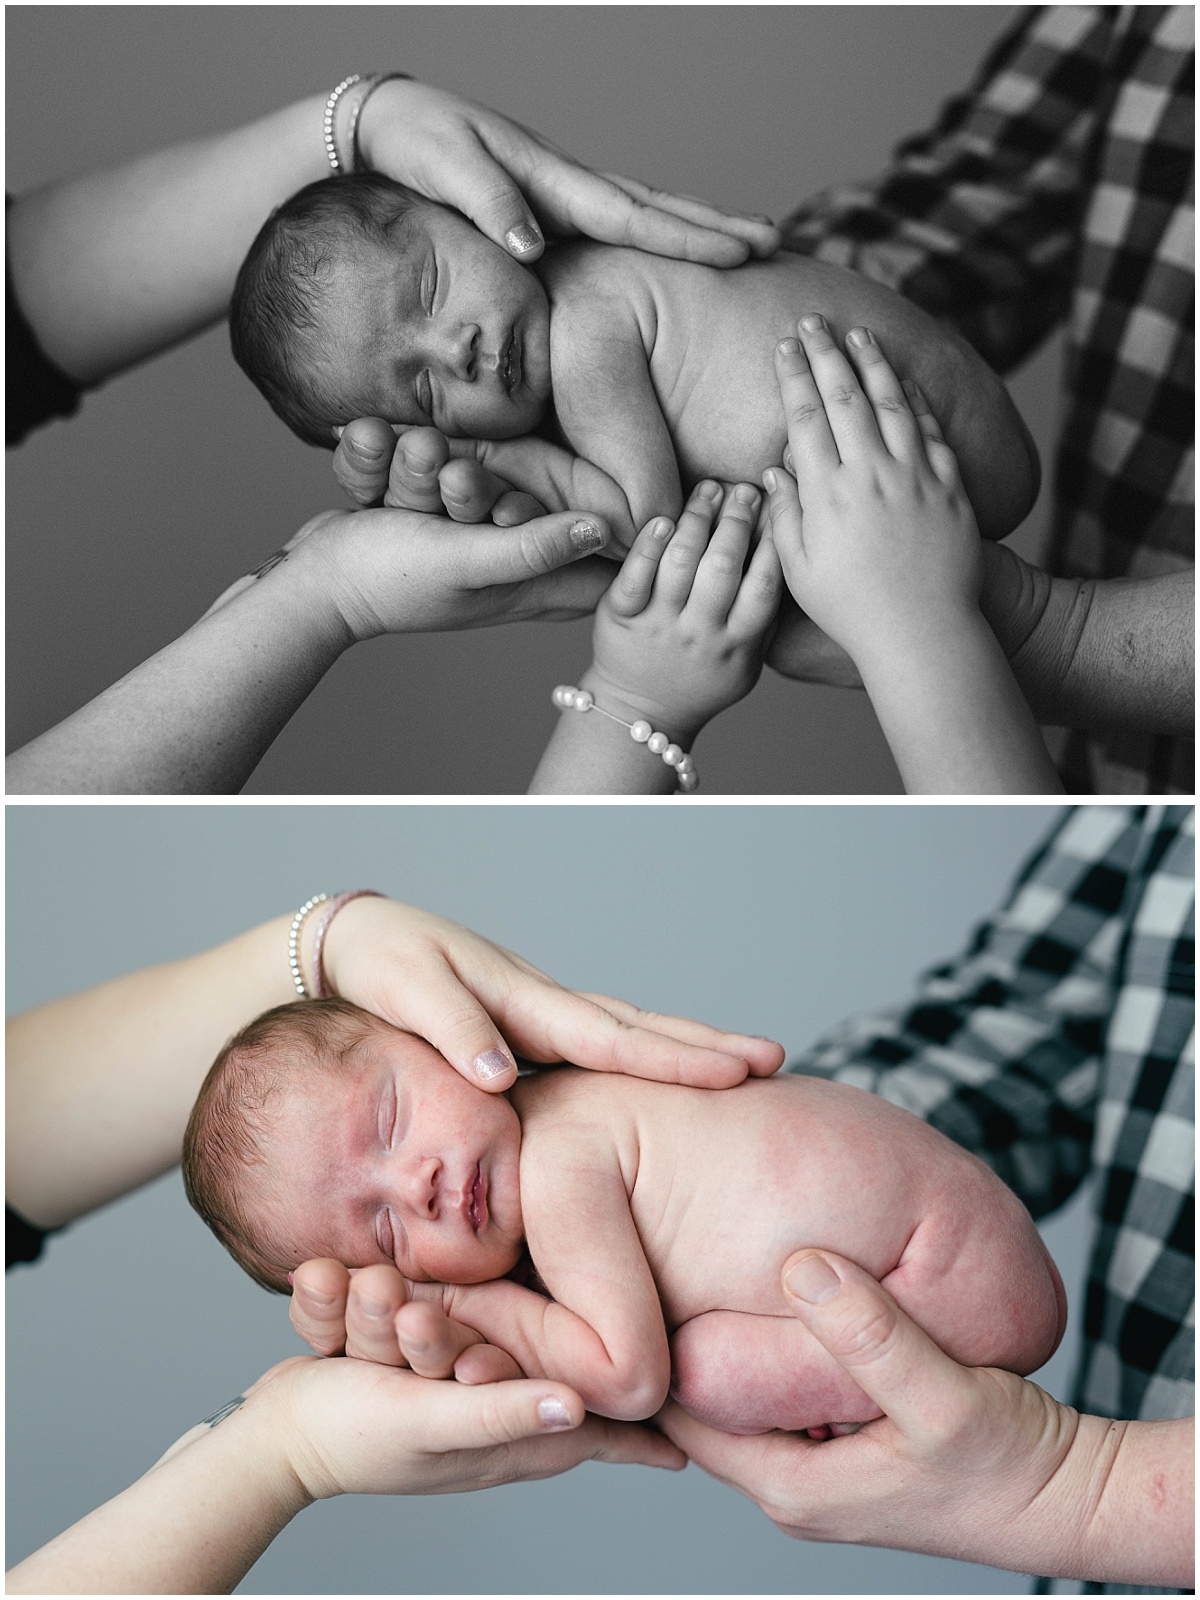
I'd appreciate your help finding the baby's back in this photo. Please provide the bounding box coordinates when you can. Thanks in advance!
[545,244,1037,539]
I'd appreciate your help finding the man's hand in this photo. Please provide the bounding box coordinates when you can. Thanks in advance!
[358,77,780,270]
[658,1249,1193,1589]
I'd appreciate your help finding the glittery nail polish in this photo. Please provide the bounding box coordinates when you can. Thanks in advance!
[505,223,542,255]
[474,1047,513,1081]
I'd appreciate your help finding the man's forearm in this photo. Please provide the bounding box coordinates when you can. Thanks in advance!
[6,552,350,796]
[8,95,329,383]
[982,549,1194,736]
[1075,1416,1194,1589]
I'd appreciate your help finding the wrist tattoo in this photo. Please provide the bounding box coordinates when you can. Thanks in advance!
[250,549,289,581]
[198,1394,247,1430]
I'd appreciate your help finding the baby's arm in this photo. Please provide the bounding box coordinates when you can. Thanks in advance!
[551,293,682,540]
[530,482,782,793]
[418,1138,671,1420]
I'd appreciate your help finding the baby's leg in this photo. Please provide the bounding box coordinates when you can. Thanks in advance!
[670,1310,884,1435]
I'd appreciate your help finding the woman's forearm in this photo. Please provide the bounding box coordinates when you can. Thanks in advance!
[6,911,322,1228]
[6,550,351,796]
[8,94,329,383]
[6,1401,309,1595]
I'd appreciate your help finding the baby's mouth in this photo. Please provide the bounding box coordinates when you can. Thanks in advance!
[501,332,520,393]
[468,1165,487,1231]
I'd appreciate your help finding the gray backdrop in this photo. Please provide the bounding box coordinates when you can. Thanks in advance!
[6,6,1063,794]
[7,803,1092,1593]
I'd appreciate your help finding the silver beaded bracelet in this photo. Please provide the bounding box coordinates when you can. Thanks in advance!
[322,75,363,172]
[551,685,698,792]
[287,894,330,997]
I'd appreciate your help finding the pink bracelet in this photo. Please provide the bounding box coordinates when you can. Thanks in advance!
[311,891,383,998]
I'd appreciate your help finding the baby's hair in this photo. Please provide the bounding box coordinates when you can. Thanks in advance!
[230,172,426,448]
[182,996,381,1293]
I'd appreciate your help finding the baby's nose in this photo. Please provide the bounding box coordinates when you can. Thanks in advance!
[401,1156,441,1216]
[445,324,479,380]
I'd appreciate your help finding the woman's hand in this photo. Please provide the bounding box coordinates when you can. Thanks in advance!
[588,482,783,745]
[320,895,785,1094]
[290,1259,524,1380]
[659,1250,1193,1589]
[358,78,779,271]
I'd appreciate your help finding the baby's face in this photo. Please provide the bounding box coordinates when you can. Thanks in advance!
[250,1027,524,1284]
[319,202,552,439]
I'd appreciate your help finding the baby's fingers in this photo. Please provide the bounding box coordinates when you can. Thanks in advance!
[902,380,964,489]
[606,516,676,619]
[727,527,784,638]
[687,484,761,622]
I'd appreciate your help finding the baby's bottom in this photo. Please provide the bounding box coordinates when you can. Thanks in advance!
[671,1213,1066,1435]
[670,1310,882,1434]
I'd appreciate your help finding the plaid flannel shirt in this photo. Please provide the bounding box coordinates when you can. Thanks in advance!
[789,805,1193,1593]
[782,7,1194,796]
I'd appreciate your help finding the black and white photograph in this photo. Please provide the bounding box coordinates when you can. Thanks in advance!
[7,6,1192,794]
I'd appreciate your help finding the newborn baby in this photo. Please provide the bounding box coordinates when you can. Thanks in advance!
[230,174,1039,549]
[184,999,1066,1433]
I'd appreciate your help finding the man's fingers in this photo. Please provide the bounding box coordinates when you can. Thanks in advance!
[781,1250,976,1442]
[289,1258,352,1355]
[334,417,402,507]
[656,1399,803,1502]
[438,455,515,523]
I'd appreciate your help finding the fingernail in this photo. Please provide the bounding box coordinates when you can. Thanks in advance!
[505,222,543,255]
[734,484,759,507]
[354,442,387,461]
[473,1047,513,1082]
[650,517,674,540]
[785,1254,841,1305]
[406,458,435,479]
[776,337,800,356]
[800,314,825,332]
[696,480,721,500]
[762,468,778,493]
[286,1270,296,1286]
[570,519,606,552]
[847,327,872,348]
[298,1285,335,1308]
[537,1396,576,1431]
[360,1297,390,1320]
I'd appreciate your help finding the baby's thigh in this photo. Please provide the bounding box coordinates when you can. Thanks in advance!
[669,1310,883,1435]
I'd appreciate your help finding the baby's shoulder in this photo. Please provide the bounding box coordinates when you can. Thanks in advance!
[538,244,653,339]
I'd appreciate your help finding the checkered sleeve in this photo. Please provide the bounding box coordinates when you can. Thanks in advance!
[788,808,1157,1219]
[780,7,1126,373]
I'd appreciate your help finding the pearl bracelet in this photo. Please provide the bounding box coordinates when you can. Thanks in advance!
[551,685,698,792]
[322,75,363,172]
[287,894,330,997]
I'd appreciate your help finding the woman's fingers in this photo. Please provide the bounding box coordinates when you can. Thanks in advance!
[599,171,782,260]
[687,485,760,623]
[570,991,784,1079]
[843,329,923,461]
[289,1258,353,1355]
[452,512,611,591]
[780,1250,978,1446]
[607,516,677,619]
[343,1265,415,1366]
[333,417,404,508]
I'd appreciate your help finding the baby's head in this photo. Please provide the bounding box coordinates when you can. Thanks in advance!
[182,997,525,1292]
[231,172,552,447]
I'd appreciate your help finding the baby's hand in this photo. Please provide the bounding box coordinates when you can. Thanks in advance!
[764,317,983,678]
[585,481,783,745]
